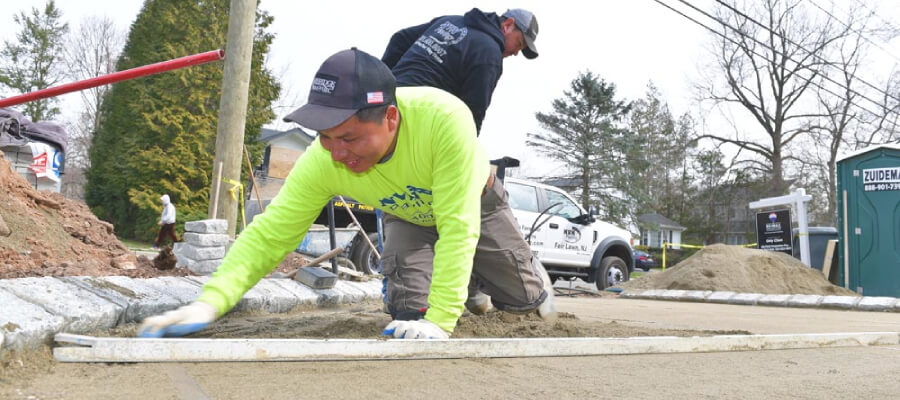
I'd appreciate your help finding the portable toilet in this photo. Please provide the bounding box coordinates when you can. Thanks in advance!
[835,144,900,296]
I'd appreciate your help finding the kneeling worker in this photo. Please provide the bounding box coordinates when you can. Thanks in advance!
[138,48,555,339]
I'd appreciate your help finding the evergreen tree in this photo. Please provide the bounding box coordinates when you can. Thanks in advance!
[627,83,673,216]
[528,71,632,226]
[86,0,280,240]
[0,0,68,121]
[685,148,764,245]
[670,113,697,225]
[627,83,697,222]
[688,149,728,244]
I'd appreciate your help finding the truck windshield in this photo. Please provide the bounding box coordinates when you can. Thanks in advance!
[544,189,582,219]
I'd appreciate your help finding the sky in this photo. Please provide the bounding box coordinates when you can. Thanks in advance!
[2,0,899,177]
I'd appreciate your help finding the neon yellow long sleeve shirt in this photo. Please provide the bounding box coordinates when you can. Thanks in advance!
[197,87,489,332]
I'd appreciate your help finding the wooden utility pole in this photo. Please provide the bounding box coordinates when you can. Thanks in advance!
[210,0,258,237]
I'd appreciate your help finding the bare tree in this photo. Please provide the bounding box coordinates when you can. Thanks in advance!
[265,61,308,132]
[797,28,868,225]
[63,15,123,169]
[785,1,900,225]
[696,0,852,196]
[861,70,900,145]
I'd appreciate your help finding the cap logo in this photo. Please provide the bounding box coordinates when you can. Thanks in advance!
[367,91,384,104]
[311,74,338,95]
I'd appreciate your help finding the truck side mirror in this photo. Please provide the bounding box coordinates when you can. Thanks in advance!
[588,205,598,216]
[572,211,596,225]
[489,156,520,182]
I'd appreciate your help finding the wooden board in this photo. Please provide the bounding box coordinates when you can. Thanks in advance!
[267,147,303,179]
[821,239,838,284]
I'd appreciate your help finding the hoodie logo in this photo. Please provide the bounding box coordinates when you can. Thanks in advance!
[414,21,468,64]
[434,21,468,45]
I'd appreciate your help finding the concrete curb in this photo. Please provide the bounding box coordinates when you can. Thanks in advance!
[621,289,899,312]
[0,276,383,352]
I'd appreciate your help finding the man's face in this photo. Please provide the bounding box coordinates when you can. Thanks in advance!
[501,18,526,58]
[318,106,399,173]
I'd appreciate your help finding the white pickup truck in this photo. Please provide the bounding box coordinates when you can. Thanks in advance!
[272,174,634,290]
[504,177,634,290]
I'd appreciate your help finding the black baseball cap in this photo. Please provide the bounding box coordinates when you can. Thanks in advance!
[503,9,539,59]
[283,48,396,131]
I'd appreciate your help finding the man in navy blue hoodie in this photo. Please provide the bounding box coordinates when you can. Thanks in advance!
[382,8,539,135]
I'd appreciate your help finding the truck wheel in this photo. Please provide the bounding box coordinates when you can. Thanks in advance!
[596,256,629,290]
[350,233,381,275]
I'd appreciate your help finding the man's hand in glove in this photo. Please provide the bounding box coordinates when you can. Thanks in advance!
[137,301,218,338]
[382,319,449,339]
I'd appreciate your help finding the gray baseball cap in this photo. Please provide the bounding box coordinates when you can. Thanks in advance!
[283,48,396,131]
[503,9,539,59]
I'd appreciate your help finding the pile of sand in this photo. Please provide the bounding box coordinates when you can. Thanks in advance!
[0,154,190,279]
[621,244,856,296]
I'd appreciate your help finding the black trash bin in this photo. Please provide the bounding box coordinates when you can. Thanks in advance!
[792,227,838,271]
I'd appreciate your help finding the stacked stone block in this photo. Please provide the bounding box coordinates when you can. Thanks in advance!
[174,219,229,275]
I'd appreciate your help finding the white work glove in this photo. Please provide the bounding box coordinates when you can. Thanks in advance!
[137,301,218,338]
[382,319,449,339]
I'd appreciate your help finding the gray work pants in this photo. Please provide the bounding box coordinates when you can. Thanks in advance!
[381,174,547,317]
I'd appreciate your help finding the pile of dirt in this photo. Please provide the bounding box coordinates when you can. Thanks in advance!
[621,244,857,296]
[0,154,191,279]
[266,253,312,277]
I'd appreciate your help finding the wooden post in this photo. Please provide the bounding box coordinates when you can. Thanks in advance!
[211,161,223,218]
[822,239,839,285]
[842,190,850,289]
[209,0,258,237]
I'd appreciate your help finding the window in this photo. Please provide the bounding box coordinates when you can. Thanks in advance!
[727,234,747,245]
[506,182,539,213]
[544,189,582,219]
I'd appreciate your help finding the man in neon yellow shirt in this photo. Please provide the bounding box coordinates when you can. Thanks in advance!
[138,48,555,339]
